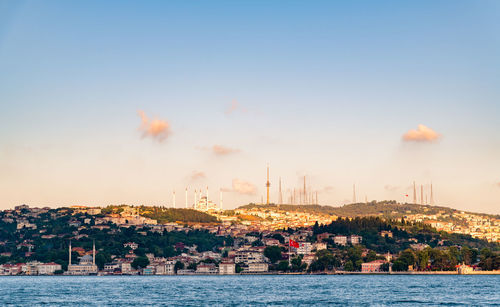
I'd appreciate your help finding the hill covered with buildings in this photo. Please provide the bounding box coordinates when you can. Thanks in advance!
[237,201,500,243]
[0,203,498,276]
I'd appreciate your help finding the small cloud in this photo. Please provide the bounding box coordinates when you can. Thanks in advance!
[318,186,334,194]
[402,124,440,142]
[212,145,240,156]
[226,179,257,195]
[137,110,171,142]
[384,185,400,192]
[225,99,246,115]
[190,171,206,181]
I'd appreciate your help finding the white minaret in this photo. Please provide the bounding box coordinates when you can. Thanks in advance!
[194,189,198,209]
[173,190,176,208]
[220,188,223,210]
[92,240,95,266]
[185,188,188,208]
[206,186,209,209]
[68,241,72,266]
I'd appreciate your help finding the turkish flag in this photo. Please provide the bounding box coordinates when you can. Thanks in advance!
[289,239,299,248]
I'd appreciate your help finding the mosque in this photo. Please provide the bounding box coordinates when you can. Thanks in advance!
[66,241,98,275]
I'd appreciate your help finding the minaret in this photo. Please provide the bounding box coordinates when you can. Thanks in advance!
[185,188,188,209]
[353,184,357,203]
[413,181,417,204]
[92,240,95,266]
[206,186,209,209]
[69,241,72,266]
[278,177,283,205]
[430,183,435,206]
[266,165,271,205]
[172,190,176,208]
[420,185,424,206]
[194,189,198,208]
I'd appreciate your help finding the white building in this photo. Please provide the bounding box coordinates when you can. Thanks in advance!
[124,242,138,250]
[313,242,327,251]
[246,262,268,273]
[348,235,362,245]
[38,262,62,275]
[334,236,348,246]
[235,250,266,264]
[219,261,235,275]
[196,263,218,274]
[296,242,312,255]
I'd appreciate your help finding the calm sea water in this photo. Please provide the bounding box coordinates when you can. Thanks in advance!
[0,275,499,306]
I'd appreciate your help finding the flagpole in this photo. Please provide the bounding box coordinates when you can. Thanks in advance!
[288,238,291,267]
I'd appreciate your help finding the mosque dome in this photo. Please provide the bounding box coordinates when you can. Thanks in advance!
[80,254,93,264]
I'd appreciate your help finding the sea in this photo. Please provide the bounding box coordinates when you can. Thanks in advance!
[0,275,499,306]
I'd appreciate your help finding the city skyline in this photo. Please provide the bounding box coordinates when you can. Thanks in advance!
[1,1,500,214]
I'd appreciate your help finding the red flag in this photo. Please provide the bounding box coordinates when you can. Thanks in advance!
[289,239,299,248]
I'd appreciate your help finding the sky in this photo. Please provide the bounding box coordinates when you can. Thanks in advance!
[1,1,499,213]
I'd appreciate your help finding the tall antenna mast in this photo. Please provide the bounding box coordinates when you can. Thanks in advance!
[220,188,223,210]
[430,183,434,206]
[279,177,283,205]
[185,188,188,208]
[173,190,176,208]
[413,181,417,204]
[353,184,357,203]
[420,185,424,206]
[266,165,271,205]
[303,176,307,205]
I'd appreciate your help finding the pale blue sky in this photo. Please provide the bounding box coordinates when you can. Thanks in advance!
[1,1,499,213]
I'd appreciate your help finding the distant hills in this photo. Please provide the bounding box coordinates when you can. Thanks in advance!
[238,201,499,219]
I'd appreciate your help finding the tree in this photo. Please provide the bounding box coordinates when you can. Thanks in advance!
[344,260,354,271]
[131,256,150,270]
[235,262,244,273]
[291,256,307,272]
[174,261,184,273]
[277,260,289,272]
[392,259,407,271]
[264,246,282,264]
[365,250,377,262]
[312,249,338,272]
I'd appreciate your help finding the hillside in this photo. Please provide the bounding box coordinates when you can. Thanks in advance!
[239,201,499,219]
[102,205,219,224]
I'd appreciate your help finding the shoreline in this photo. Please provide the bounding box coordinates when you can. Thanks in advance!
[2,271,499,276]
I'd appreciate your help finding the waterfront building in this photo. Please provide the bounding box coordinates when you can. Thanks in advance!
[361,260,386,273]
[246,262,269,273]
[219,261,235,275]
[196,263,218,274]
[37,262,62,275]
[67,241,98,275]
